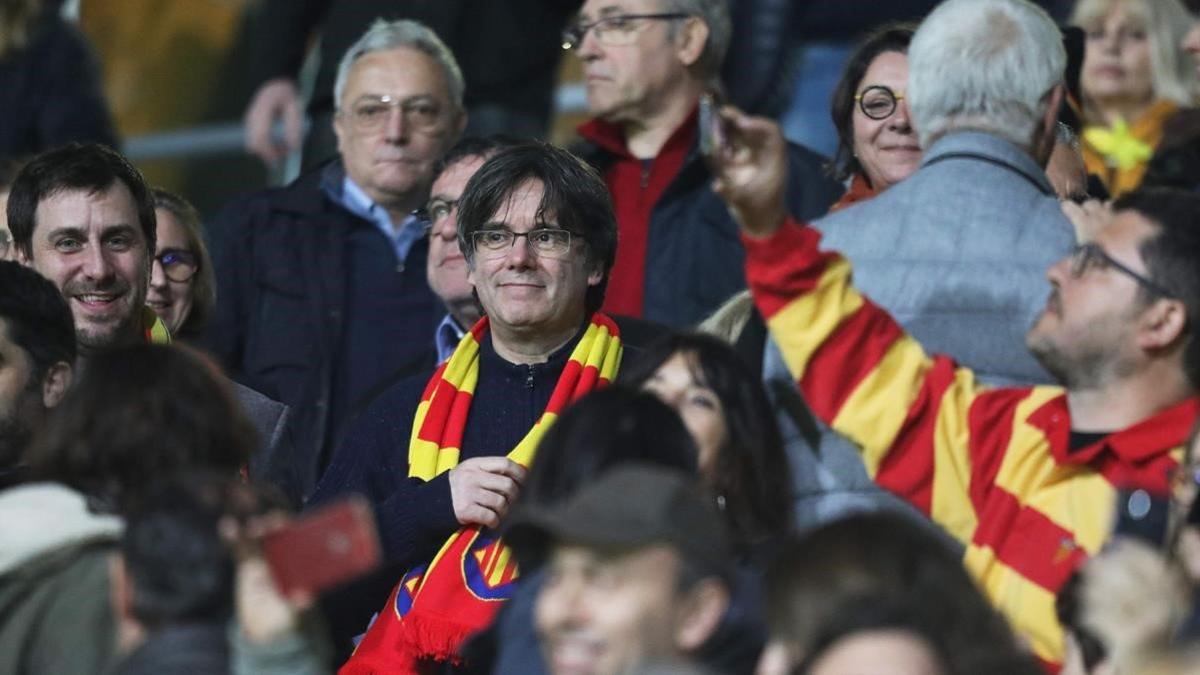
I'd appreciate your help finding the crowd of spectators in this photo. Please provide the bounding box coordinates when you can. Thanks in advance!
[5,0,1200,673]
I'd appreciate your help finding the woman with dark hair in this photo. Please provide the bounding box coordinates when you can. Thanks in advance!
[519,385,698,506]
[826,23,920,212]
[147,188,216,342]
[619,332,793,555]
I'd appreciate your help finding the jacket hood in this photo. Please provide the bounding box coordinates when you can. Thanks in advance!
[0,482,122,575]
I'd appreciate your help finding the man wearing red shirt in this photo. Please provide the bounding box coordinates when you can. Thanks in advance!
[565,0,841,327]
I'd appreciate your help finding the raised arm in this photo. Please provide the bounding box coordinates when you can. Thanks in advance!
[712,109,992,543]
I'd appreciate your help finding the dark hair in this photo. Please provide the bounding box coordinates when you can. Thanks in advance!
[619,332,792,551]
[765,514,1039,675]
[121,472,235,629]
[1113,188,1200,389]
[434,134,524,178]
[27,344,256,513]
[456,141,617,315]
[0,260,75,382]
[523,386,699,507]
[1055,572,1108,672]
[151,188,215,340]
[8,142,156,260]
[829,24,917,183]
[796,595,951,674]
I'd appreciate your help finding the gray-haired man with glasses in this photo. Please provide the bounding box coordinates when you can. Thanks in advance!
[207,19,464,500]
[567,0,840,328]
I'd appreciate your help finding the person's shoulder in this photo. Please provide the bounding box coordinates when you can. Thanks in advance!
[352,366,439,433]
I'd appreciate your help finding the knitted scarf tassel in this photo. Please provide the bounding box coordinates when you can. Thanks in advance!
[340,313,622,674]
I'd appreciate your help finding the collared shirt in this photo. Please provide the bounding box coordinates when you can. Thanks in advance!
[745,217,1198,670]
[321,169,427,271]
[434,314,467,364]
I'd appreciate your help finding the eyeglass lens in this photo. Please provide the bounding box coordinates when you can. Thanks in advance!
[858,86,898,120]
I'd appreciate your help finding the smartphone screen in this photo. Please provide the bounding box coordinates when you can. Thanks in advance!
[1113,488,1170,548]
[261,496,383,596]
[698,93,726,158]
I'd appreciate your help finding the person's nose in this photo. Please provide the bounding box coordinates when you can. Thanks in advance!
[81,243,114,281]
[1046,254,1071,285]
[502,233,536,269]
[149,256,167,289]
[889,99,913,133]
[384,105,409,144]
[576,26,603,61]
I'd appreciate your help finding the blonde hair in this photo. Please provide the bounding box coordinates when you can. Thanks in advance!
[1071,0,1198,107]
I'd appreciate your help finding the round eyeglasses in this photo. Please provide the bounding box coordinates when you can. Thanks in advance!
[854,85,906,121]
[561,12,689,50]
[155,249,199,283]
[471,228,574,259]
[342,95,445,132]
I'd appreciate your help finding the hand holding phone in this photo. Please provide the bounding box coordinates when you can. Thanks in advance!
[260,496,383,597]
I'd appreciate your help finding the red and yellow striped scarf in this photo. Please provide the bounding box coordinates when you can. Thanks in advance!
[341,313,622,674]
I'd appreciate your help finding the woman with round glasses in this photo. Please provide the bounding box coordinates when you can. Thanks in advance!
[827,24,920,212]
[147,188,215,341]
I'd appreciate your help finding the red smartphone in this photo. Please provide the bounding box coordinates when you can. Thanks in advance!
[260,495,383,597]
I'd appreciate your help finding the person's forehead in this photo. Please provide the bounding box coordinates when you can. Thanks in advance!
[153,208,191,251]
[431,156,487,199]
[1100,208,1157,263]
[551,540,680,572]
[860,51,909,87]
[486,179,551,224]
[34,185,140,232]
[344,46,451,101]
[580,0,662,20]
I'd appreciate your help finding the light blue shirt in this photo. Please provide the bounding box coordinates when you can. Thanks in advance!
[322,173,427,271]
[435,314,466,363]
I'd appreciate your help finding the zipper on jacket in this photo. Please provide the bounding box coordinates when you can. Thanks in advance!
[525,365,535,390]
[640,161,650,189]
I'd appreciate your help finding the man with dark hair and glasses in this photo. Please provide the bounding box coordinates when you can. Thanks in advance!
[714,95,1200,667]
[207,19,465,499]
[565,0,840,328]
[313,142,670,668]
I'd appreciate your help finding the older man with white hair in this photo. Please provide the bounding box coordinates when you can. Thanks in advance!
[207,19,466,499]
[767,0,1080,533]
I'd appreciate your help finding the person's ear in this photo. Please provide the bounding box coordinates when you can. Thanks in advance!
[1136,297,1188,351]
[41,360,72,409]
[674,17,709,68]
[453,108,469,139]
[673,578,730,652]
[333,110,348,155]
[1037,84,1065,165]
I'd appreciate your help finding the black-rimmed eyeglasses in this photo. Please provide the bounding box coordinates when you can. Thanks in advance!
[854,85,906,121]
[561,13,689,50]
[1069,243,1174,297]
